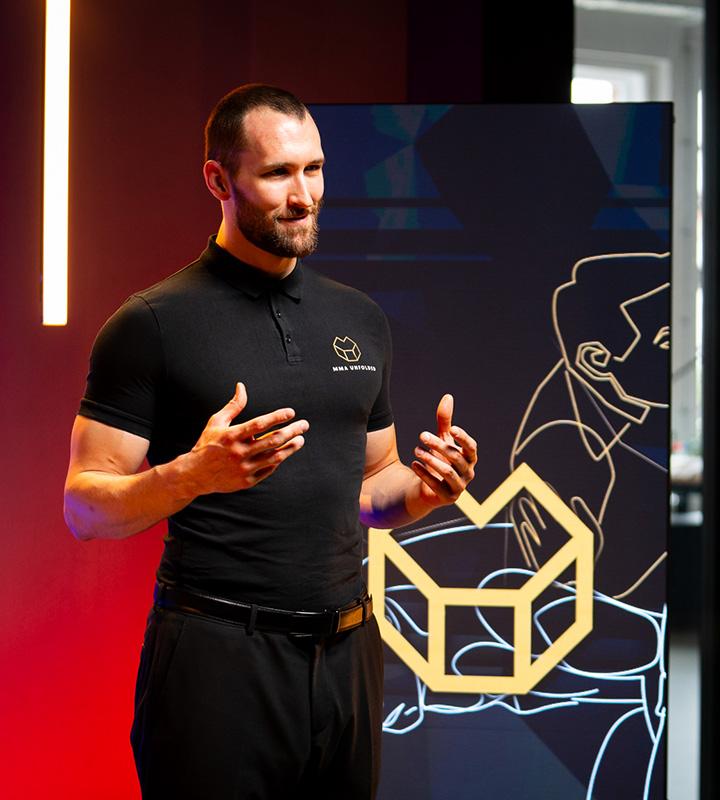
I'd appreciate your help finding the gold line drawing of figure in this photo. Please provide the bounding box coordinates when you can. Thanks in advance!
[371,252,670,798]
[510,251,670,609]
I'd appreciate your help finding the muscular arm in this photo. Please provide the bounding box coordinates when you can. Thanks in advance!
[359,395,477,529]
[359,425,431,529]
[64,382,308,541]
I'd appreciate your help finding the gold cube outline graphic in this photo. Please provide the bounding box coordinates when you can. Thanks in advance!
[368,462,594,695]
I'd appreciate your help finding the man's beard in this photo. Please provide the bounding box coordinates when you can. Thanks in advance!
[232,188,322,259]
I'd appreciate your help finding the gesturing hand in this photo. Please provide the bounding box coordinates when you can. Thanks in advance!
[189,382,308,495]
[411,394,477,508]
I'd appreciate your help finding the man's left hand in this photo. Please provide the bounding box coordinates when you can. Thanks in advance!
[411,394,477,508]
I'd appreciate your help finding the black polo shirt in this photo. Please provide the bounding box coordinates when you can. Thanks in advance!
[79,238,393,610]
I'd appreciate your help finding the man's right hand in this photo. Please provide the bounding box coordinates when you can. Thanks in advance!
[187,382,309,495]
[64,382,308,540]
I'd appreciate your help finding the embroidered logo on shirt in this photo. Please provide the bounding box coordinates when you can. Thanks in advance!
[331,336,377,372]
[332,336,361,363]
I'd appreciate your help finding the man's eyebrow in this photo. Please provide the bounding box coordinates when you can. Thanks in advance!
[261,157,326,171]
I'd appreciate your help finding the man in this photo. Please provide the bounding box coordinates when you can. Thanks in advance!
[64,84,477,799]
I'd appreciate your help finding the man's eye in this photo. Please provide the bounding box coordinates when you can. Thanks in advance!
[266,168,287,177]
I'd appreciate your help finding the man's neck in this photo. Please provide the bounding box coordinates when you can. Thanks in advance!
[216,221,296,279]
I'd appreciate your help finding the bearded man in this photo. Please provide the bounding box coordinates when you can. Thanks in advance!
[64,84,477,800]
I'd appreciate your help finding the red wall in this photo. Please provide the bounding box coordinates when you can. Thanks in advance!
[0,1,572,795]
[0,2,406,796]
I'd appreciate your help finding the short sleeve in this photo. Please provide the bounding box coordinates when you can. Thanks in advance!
[78,295,163,440]
[367,308,394,432]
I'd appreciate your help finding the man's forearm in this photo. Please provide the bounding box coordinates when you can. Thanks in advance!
[64,453,199,541]
[359,460,439,529]
[65,386,310,542]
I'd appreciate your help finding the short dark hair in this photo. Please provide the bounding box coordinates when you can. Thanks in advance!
[204,84,308,177]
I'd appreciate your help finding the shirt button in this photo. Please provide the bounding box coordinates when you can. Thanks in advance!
[275,310,282,318]
[285,334,292,343]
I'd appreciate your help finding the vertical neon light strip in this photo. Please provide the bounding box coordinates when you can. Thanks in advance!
[42,0,71,326]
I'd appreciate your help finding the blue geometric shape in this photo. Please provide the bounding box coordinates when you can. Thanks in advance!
[418,207,463,230]
[592,207,655,231]
[310,105,411,197]
[372,206,463,230]
[635,207,671,233]
[575,105,669,191]
[319,208,388,230]
[365,145,441,198]
[574,105,632,186]
[373,106,429,143]
[369,289,428,331]
[621,106,667,187]
[320,206,462,231]
[372,105,452,144]
[609,184,669,200]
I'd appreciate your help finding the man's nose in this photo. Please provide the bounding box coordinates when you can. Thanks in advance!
[288,175,313,208]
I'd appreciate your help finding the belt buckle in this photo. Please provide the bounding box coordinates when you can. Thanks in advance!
[328,608,341,636]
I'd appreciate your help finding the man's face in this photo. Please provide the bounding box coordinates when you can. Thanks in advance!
[228,108,325,259]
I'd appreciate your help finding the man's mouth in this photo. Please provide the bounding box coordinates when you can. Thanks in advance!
[277,212,311,224]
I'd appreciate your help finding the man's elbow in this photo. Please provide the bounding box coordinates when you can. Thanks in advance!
[63,488,97,541]
[64,506,93,541]
[358,492,402,529]
[359,510,378,529]
[358,487,385,529]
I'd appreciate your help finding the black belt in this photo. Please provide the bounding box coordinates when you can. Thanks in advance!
[153,583,373,637]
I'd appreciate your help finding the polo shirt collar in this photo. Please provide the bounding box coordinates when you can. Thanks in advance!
[204,235,303,302]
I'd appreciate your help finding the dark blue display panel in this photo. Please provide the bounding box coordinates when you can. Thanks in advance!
[307,104,671,800]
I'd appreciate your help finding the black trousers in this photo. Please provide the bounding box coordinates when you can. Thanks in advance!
[130,607,384,799]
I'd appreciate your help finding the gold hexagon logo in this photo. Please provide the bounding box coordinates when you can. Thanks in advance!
[368,462,594,694]
[333,336,361,363]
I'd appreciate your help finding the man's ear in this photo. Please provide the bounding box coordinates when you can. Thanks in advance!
[575,341,614,381]
[203,160,231,201]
